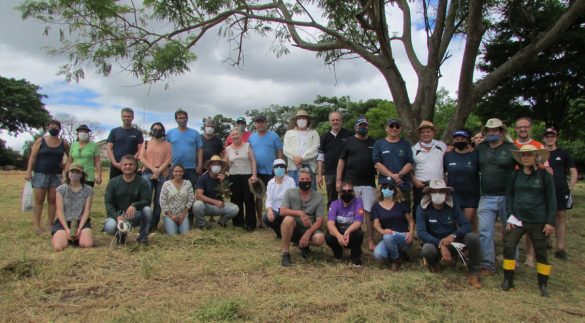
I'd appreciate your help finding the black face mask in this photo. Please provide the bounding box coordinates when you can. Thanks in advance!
[151,129,164,138]
[48,128,59,137]
[298,181,312,191]
[453,141,468,151]
[340,193,354,203]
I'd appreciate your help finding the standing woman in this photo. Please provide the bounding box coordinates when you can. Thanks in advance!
[139,122,172,231]
[51,163,93,251]
[443,129,480,232]
[25,120,70,234]
[65,124,102,187]
[159,164,194,235]
[224,128,258,231]
[502,145,557,297]
[372,182,414,271]
[283,109,320,186]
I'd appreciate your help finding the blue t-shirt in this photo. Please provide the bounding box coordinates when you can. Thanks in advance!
[372,138,413,188]
[371,202,410,232]
[106,127,144,162]
[248,131,283,175]
[166,127,203,169]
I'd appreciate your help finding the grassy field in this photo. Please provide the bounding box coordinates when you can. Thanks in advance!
[1,171,585,322]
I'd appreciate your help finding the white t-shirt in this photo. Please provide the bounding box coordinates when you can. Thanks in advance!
[265,175,297,210]
[412,139,447,182]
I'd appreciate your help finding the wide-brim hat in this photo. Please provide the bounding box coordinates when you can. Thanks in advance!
[249,178,266,198]
[417,120,437,133]
[422,179,454,193]
[203,155,228,171]
[76,124,91,132]
[292,109,311,120]
[511,144,550,165]
[481,118,513,142]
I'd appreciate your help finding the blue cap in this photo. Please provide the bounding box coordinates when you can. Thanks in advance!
[453,130,470,138]
[355,117,368,126]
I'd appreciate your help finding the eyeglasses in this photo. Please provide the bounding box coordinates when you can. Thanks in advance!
[340,189,354,194]
[274,165,286,169]
[388,123,400,129]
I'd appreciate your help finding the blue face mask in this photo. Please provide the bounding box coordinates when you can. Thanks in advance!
[274,167,285,177]
[357,127,368,136]
[382,188,394,199]
[485,134,500,142]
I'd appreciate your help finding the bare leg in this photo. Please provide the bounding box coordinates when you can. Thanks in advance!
[555,210,567,251]
[47,187,57,227]
[464,208,478,233]
[525,235,535,267]
[33,188,47,234]
[78,228,94,248]
[255,198,264,228]
[281,217,296,253]
[366,212,376,250]
[52,230,69,252]
[310,232,325,247]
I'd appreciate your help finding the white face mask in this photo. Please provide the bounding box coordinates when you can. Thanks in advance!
[431,192,446,205]
[210,165,222,174]
[78,132,90,142]
[296,119,308,129]
[204,127,214,135]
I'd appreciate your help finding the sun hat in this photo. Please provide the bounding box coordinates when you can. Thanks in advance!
[68,163,85,173]
[417,120,437,133]
[511,144,550,165]
[422,179,454,193]
[203,155,228,171]
[249,178,266,198]
[75,124,92,132]
[292,109,311,120]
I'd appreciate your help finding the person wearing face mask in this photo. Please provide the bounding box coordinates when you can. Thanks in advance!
[139,122,172,232]
[65,124,102,187]
[51,163,94,251]
[325,182,365,267]
[283,110,320,186]
[26,120,70,235]
[336,116,377,251]
[416,179,482,289]
[192,156,239,229]
[443,129,480,232]
[262,159,296,238]
[279,168,325,267]
[201,118,225,170]
[225,116,252,146]
[372,182,414,271]
[475,118,516,276]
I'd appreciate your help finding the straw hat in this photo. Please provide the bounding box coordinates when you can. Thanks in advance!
[203,155,228,171]
[292,109,311,120]
[249,178,266,198]
[480,118,513,142]
[422,179,454,193]
[417,120,437,133]
[511,145,550,165]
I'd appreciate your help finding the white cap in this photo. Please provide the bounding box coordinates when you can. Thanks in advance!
[273,159,286,166]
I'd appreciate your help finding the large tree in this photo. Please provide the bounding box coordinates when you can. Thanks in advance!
[0,76,51,135]
[18,0,585,140]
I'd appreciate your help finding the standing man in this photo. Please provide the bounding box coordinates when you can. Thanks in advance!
[476,118,516,276]
[411,121,447,217]
[201,118,225,169]
[543,128,578,260]
[317,111,353,207]
[166,109,203,188]
[106,107,144,180]
[280,168,326,267]
[373,118,414,207]
[225,116,252,146]
[336,117,377,250]
[103,155,152,245]
[248,115,283,228]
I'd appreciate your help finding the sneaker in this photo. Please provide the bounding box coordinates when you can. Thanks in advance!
[300,247,311,259]
[281,252,292,267]
[554,250,567,260]
[116,232,127,245]
[351,258,362,267]
[467,275,482,289]
[479,268,495,277]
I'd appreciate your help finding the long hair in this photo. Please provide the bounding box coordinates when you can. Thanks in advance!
[64,169,87,186]
[377,184,405,203]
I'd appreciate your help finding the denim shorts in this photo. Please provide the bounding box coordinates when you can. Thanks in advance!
[31,172,62,189]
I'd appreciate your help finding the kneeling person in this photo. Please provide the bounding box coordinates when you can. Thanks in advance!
[416,179,482,289]
[325,182,364,267]
[193,155,239,228]
[280,168,325,266]
[104,155,152,245]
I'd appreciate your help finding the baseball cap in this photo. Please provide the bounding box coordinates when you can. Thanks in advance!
[386,118,401,126]
[452,129,470,138]
[273,159,286,167]
[236,117,246,124]
[544,127,558,136]
[355,117,368,126]
[254,115,267,122]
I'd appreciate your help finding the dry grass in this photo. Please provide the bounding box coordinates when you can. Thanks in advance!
[1,171,585,322]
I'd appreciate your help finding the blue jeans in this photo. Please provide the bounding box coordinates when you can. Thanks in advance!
[163,215,190,235]
[373,232,410,260]
[142,171,166,231]
[192,200,239,228]
[478,195,507,271]
[103,207,153,241]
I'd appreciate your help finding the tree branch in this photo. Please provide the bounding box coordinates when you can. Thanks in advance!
[397,0,423,74]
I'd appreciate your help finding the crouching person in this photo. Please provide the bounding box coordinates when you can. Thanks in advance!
[263,159,296,238]
[416,179,482,289]
[159,164,194,235]
[192,155,239,228]
[280,168,325,266]
[104,155,152,245]
[325,182,364,267]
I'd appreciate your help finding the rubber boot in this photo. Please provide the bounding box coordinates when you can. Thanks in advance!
[501,270,515,291]
[537,274,550,297]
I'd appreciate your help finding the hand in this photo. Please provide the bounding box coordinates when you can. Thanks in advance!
[267,210,275,222]
[383,229,393,235]
[414,179,425,189]
[125,205,137,219]
[299,232,310,248]
[177,215,185,225]
[95,176,102,185]
[342,231,350,246]
[196,165,203,175]
[405,232,413,244]
[543,224,555,236]
[335,180,342,192]
[293,156,303,167]
[25,171,32,181]
[440,244,453,264]
[506,223,515,231]
[249,175,257,183]
[75,226,82,240]
[390,173,403,185]
[117,215,125,222]
[217,173,226,181]
[440,236,454,247]
[215,200,225,209]
[65,228,72,240]
[545,166,554,175]
[317,176,323,188]
[300,213,312,227]
[337,235,346,247]
[152,168,161,179]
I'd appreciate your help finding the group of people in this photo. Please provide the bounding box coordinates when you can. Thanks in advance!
[25,107,576,296]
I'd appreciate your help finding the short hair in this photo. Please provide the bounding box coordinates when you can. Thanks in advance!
[120,154,137,166]
[516,117,532,126]
[205,118,215,126]
[298,167,312,178]
[175,109,188,119]
[171,164,185,172]
[329,111,343,120]
[230,127,241,136]
[47,119,61,129]
[339,181,353,189]
[121,107,134,116]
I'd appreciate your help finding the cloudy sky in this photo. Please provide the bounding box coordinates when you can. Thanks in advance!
[1,0,466,151]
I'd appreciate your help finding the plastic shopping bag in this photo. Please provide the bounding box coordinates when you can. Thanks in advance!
[21,181,33,212]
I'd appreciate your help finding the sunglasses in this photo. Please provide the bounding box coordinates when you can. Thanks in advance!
[340,189,354,194]
[274,164,286,169]
[388,123,400,129]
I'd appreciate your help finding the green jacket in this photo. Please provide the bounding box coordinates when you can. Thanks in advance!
[506,169,557,225]
[104,175,151,219]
